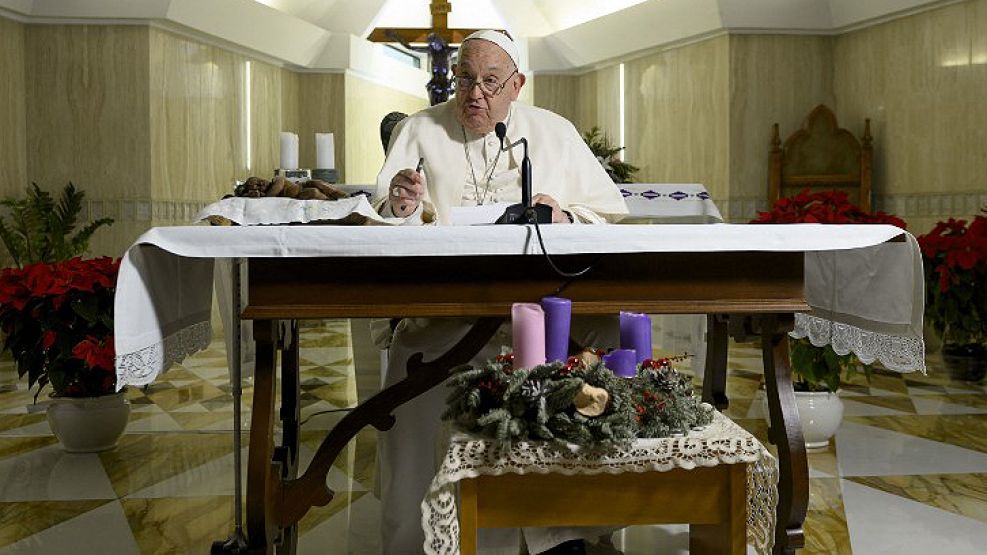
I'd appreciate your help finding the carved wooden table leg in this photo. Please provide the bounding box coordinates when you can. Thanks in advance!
[702,313,730,410]
[246,319,282,555]
[276,318,505,531]
[276,321,300,554]
[758,314,808,554]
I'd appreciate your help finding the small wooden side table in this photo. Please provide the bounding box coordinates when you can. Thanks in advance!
[459,464,747,555]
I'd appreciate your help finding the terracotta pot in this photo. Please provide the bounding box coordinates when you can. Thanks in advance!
[46,390,130,453]
[942,343,987,383]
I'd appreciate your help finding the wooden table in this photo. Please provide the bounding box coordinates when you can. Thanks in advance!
[238,249,809,554]
[460,466,749,555]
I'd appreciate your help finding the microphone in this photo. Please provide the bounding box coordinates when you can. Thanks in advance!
[495,121,507,143]
[494,121,549,224]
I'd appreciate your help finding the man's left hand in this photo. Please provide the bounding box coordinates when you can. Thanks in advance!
[532,194,571,224]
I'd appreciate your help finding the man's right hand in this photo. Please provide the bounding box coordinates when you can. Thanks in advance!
[388,169,425,217]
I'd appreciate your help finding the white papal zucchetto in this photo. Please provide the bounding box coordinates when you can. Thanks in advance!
[462,29,519,70]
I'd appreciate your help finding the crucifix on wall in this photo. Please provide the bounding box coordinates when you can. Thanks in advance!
[368,0,494,105]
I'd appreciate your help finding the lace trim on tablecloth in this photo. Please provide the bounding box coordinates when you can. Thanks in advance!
[791,313,926,373]
[422,412,778,555]
[115,321,212,389]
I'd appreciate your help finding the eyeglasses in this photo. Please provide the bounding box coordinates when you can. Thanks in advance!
[452,69,518,97]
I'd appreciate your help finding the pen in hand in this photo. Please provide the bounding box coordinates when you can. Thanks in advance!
[397,158,425,216]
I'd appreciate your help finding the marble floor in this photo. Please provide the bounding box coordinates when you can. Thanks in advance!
[2,320,987,554]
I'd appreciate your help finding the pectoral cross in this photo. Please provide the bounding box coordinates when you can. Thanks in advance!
[368,0,488,105]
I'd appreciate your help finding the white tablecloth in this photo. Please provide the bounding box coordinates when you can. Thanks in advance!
[114,224,924,388]
[423,411,777,555]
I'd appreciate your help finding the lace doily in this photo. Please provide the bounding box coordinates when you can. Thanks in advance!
[115,321,212,389]
[791,313,926,373]
[422,412,778,555]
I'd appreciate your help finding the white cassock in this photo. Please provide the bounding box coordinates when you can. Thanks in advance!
[374,99,628,555]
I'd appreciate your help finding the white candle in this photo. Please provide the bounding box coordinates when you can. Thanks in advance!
[315,132,335,169]
[279,131,299,169]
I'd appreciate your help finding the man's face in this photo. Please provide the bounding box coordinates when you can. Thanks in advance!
[453,40,524,135]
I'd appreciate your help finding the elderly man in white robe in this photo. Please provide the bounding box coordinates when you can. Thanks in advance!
[374,30,628,555]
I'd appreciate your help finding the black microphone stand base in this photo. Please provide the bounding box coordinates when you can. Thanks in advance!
[495,202,553,224]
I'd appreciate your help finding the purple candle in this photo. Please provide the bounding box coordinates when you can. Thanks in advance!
[603,349,638,378]
[540,296,571,363]
[512,303,546,369]
[619,311,652,363]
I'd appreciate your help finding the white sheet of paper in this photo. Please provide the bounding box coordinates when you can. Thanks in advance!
[449,203,513,225]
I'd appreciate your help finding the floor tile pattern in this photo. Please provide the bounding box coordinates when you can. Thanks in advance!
[2,321,986,554]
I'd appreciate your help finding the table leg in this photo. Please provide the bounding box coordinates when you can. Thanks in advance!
[276,321,300,555]
[758,315,808,553]
[702,313,730,409]
[246,320,282,554]
[689,462,747,555]
[276,317,505,529]
[459,479,479,555]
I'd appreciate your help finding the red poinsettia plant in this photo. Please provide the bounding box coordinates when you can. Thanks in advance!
[0,257,119,400]
[917,208,987,347]
[752,189,907,227]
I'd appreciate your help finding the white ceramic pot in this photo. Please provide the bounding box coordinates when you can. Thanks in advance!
[761,390,844,450]
[46,390,130,453]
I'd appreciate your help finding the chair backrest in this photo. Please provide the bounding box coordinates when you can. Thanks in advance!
[380,111,408,154]
[768,104,872,212]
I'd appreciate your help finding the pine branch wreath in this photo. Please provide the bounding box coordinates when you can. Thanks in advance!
[443,350,715,447]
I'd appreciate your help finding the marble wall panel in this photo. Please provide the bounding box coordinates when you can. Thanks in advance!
[249,59,291,178]
[532,69,620,142]
[728,35,835,210]
[25,25,151,257]
[149,28,243,204]
[590,65,621,145]
[532,74,579,126]
[295,73,345,174]
[343,74,428,185]
[624,36,730,204]
[834,0,987,229]
[0,16,27,201]
[280,70,300,141]
[148,28,299,204]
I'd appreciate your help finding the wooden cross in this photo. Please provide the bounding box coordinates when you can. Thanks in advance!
[367,0,482,45]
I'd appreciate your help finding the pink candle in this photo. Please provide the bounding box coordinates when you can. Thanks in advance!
[512,303,546,369]
[620,311,652,363]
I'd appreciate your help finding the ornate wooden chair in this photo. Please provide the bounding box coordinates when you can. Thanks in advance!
[769,104,873,211]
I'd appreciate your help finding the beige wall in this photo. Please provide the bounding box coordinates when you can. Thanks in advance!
[25,25,151,257]
[1,19,425,258]
[532,74,579,126]
[532,68,619,141]
[0,17,26,201]
[625,36,731,204]
[834,0,987,233]
[343,74,428,184]
[532,1,987,227]
[296,73,345,175]
[149,28,296,206]
[727,34,834,219]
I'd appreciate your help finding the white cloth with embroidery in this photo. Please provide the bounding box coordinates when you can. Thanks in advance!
[422,411,778,555]
[619,183,723,224]
[797,232,926,372]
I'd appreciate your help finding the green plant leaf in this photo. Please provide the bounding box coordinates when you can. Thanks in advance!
[0,183,114,267]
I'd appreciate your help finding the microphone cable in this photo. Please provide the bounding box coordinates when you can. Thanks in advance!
[494,121,601,281]
[528,207,601,279]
